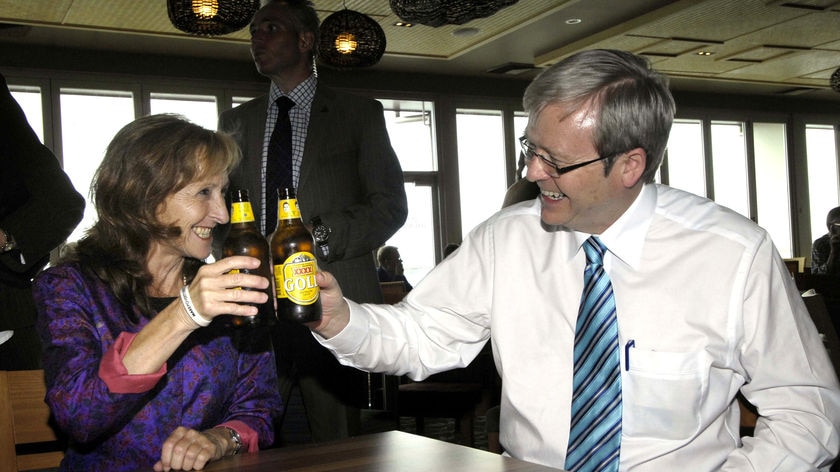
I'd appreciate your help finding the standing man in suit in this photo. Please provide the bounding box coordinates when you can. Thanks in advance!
[1,72,85,370]
[218,0,408,443]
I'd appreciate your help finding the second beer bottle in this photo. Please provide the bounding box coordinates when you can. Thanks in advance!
[222,189,277,327]
[269,187,323,323]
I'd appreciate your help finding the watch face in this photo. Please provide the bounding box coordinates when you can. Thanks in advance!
[313,224,330,243]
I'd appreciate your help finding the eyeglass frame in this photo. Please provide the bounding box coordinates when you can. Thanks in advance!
[519,136,617,177]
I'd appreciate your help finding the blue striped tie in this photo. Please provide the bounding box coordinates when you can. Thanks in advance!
[565,236,622,472]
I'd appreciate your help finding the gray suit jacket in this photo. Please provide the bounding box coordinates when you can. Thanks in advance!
[218,84,408,304]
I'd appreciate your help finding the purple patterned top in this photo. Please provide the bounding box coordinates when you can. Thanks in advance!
[33,263,283,471]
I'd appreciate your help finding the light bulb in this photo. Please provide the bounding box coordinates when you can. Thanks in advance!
[335,33,357,54]
[192,0,219,19]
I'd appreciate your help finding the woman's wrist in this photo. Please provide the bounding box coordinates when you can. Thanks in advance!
[179,285,212,327]
[214,426,242,456]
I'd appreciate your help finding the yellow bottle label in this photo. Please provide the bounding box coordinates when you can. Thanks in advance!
[231,201,255,223]
[278,198,301,221]
[274,251,319,305]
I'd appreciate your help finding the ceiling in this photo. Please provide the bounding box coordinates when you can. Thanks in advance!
[0,0,839,101]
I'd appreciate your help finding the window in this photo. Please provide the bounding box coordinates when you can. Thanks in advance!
[457,109,507,234]
[513,112,529,179]
[60,88,135,243]
[806,124,840,243]
[665,119,706,197]
[10,86,44,141]
[380,99,438,283]
[711,121,750,218]
[753,122,791,257]
[150,92,218,130]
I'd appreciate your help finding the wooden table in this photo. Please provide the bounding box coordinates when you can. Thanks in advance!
[171,430,562,471]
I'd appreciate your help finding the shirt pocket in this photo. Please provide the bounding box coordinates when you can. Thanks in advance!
[622,347,708,440]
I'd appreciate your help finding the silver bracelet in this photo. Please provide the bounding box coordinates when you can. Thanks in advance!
[179,286,211,327]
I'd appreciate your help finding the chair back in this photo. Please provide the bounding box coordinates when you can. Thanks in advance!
[380,281,407,304]
[782,257,806,276]
[0,369,64,472]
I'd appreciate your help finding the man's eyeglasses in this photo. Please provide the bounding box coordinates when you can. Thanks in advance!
[519,136,613,178]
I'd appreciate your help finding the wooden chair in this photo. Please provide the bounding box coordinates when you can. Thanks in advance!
[395,344,499,447]
[782,257,806,276]
[380,281,408,305]
[0,370,64,472]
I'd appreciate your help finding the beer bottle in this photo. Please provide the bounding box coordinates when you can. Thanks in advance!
[222,189,276,327]
[269,188,322,323]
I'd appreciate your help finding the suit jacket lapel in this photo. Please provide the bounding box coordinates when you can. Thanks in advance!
[298,86,334,192]
[242,98,268,224]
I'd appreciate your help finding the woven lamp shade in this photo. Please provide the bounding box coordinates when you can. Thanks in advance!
[389,0,518,27]
[318,9,386,69]
[167,0,259,36]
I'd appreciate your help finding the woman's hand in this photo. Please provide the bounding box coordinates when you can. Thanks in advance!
[180,256,271,326]
[153,426,226,471]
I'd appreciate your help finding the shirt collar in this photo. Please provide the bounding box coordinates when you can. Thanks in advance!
[574,183,656,270]
[268,74,317,110]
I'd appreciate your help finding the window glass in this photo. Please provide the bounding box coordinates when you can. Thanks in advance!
[380,99,438,282]
[754,122,791,257]
[385,183,436,286]
[10,86,44,141]
[711,121,750,217]
[150,92,217,131]
[806,124,840,243]
[665,119,706,197]
[60,89,135,243]
[457,109,506,234]
[381,100,436,172]
[513,113,529,178]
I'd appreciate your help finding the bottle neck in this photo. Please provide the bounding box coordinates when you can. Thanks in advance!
[277,197,302,222]
[230,201,256,224]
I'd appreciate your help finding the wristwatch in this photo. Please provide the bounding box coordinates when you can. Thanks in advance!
[0,228,16,254]
[221,426,242,456]
[310,216,331,258]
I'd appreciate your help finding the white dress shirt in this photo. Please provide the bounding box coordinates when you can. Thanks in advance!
[318,184,840,471]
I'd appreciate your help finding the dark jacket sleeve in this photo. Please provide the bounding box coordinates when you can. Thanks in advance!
[0,73,85,280]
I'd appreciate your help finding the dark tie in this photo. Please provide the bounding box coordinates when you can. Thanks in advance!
[565,236,622,472]
[265,96,295,234]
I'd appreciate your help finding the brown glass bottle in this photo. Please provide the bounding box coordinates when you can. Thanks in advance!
[269,188,322,323]
[222,189,276,327]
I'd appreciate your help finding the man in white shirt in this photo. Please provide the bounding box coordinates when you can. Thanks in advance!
[309,49,840,471]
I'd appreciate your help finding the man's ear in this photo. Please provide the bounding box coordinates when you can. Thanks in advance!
[619,147,646,188]
[300,31,315,51]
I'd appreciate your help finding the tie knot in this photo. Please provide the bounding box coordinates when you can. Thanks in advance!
[583,236,606,266]
[275,96,295,113]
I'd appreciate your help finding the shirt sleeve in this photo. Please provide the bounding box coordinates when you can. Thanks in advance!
[99,332,167,393]
[723,234,840,470]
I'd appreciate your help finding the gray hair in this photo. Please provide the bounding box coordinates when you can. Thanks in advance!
[523,49,675,183]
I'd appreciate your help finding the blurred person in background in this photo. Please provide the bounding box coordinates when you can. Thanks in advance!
[0,72,84,371]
